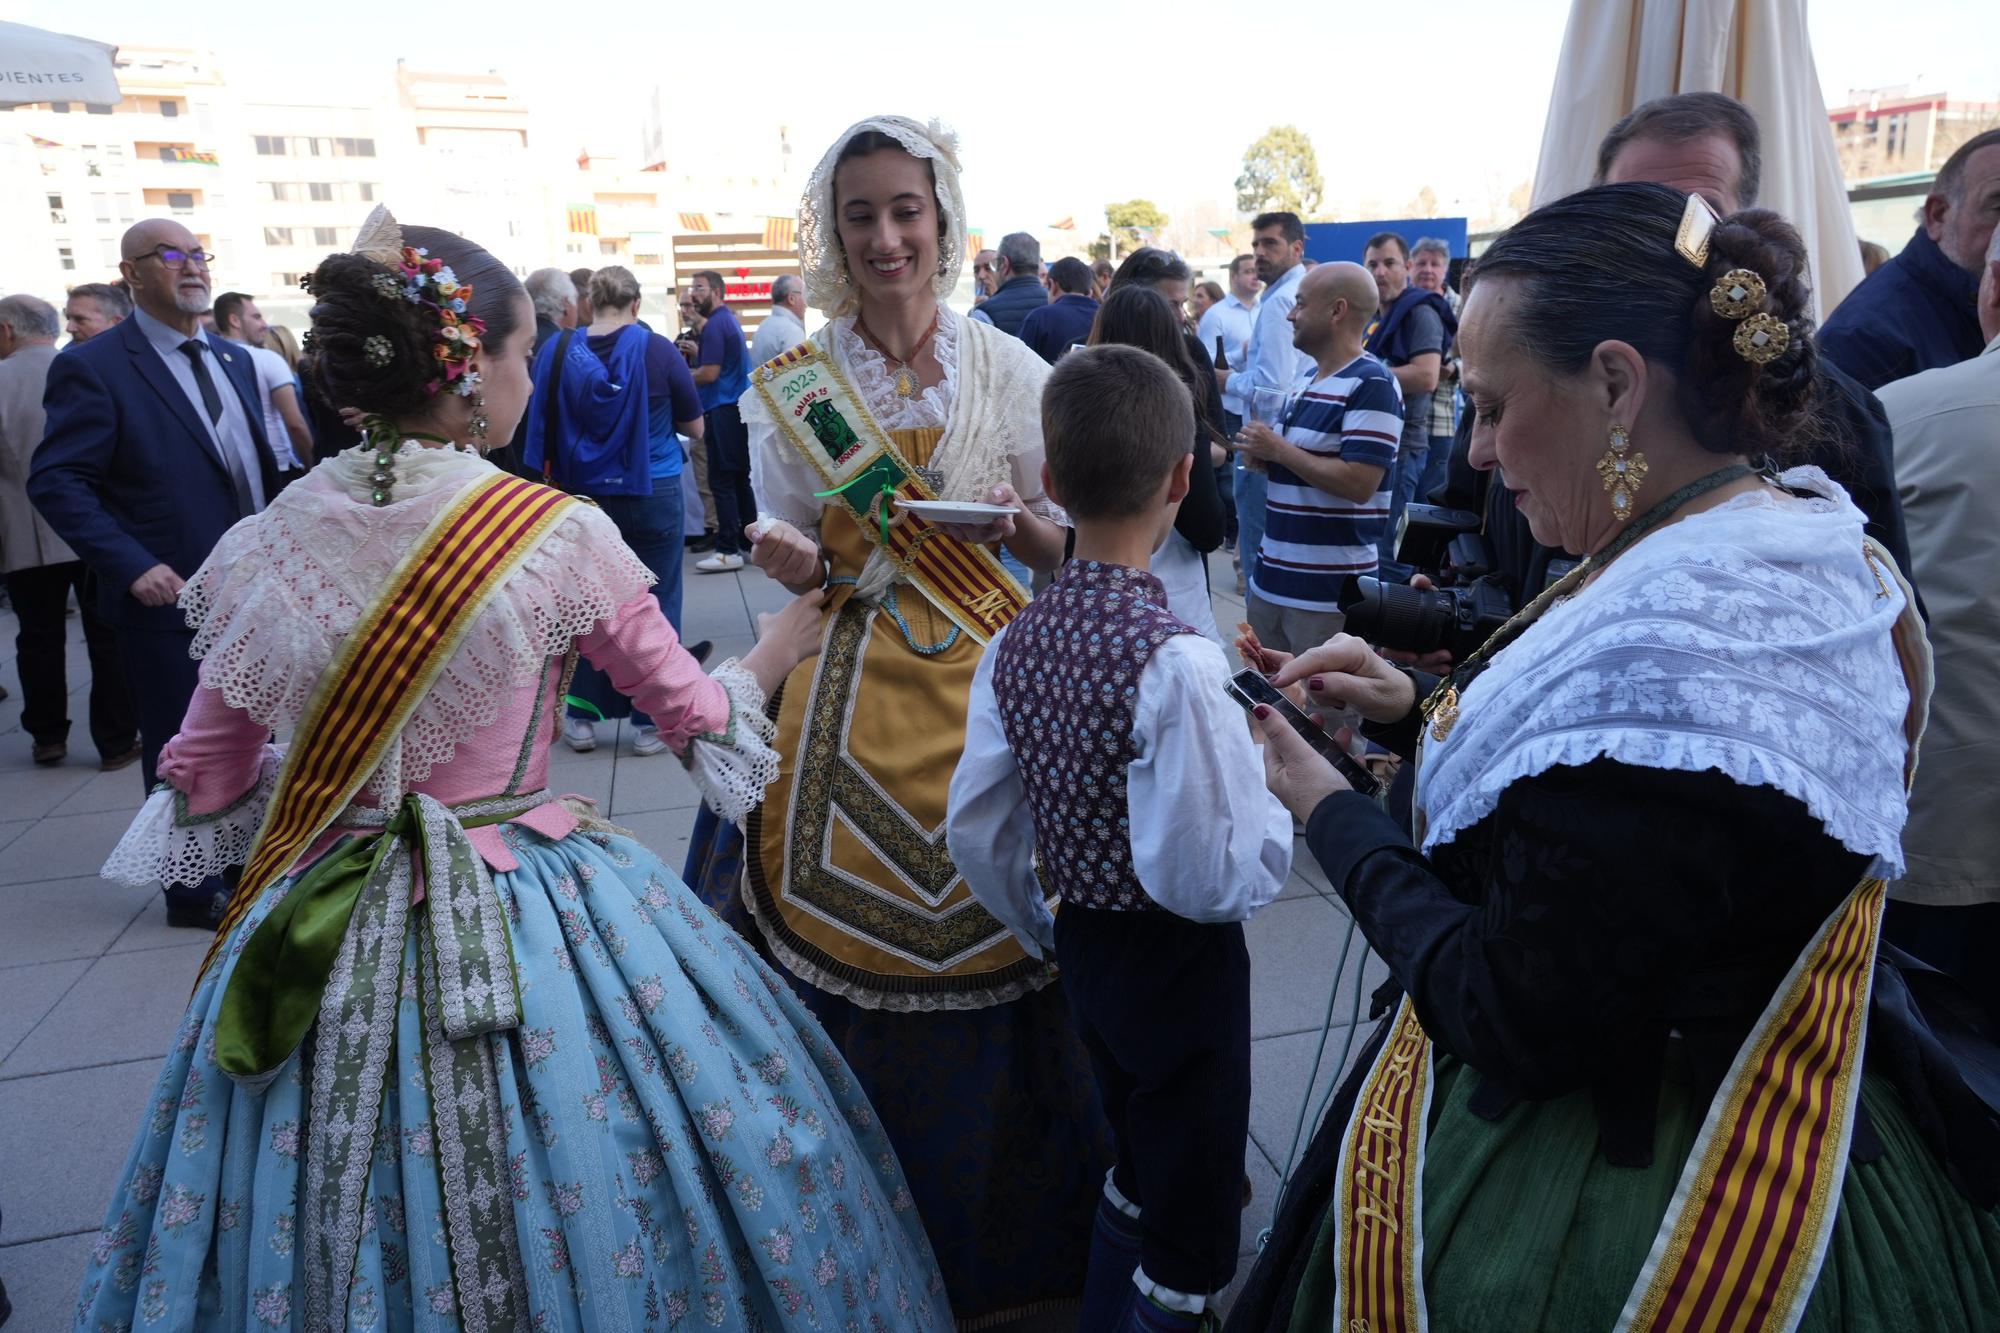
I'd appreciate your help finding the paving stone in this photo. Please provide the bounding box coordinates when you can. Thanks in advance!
[0,873,153,967]
[0,764,97,822]
[1247,1024,1378,1184]
[0,808,140,885]
[0,1057,161,1241]
[609,750,704,816]
[47,763,153,817]
[1246,895,1382,1039]
[0,958,90,1066]
[4,942,208,1077]
[0,1228,96,1329]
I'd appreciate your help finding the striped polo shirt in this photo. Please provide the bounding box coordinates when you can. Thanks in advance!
[1249,354,1403,611]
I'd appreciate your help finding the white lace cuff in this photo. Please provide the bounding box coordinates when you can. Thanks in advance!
[679,659,781,824]
[103,746,283,888]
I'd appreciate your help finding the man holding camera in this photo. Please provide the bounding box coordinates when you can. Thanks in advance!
[1234,262,1402,654]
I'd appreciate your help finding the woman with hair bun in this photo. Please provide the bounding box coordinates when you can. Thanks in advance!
[1227,184,2000,1332]
[75,209,948,1331]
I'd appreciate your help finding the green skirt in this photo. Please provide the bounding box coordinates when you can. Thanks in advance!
[1284,1053,2000,1331]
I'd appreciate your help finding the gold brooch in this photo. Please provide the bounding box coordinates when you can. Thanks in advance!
[1426,685,1460,742]
[1709,268,1766,319]
[1733,313,1790,364]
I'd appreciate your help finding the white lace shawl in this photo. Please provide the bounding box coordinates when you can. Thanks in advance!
[1414,468,1920,878]
[743,307,1062,602]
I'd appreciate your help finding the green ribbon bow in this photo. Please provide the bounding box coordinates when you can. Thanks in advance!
[816,471,900,547]
[214,792,525,1082]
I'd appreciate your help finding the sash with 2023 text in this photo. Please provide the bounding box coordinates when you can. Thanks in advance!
[752,340,1028,644]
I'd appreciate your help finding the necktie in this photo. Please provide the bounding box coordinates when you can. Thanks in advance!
[180,338,257,515]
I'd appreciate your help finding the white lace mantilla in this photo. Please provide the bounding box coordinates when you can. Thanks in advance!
[178,443,655,800]
[1415,468,1920,877]
[104,745,283,888]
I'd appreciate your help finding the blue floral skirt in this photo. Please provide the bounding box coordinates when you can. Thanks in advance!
[74,821,949,1331]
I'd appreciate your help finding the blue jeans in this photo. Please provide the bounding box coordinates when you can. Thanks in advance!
[1378,436,1431,564]
[1234,459,1268,589]
[568,479,684,729]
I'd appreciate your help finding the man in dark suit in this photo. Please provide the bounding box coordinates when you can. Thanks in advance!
[30,218,285,928]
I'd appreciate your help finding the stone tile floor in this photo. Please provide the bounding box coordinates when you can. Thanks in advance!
[0,548,1385,1329]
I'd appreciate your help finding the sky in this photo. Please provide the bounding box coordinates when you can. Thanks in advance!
[5,0,1997,237]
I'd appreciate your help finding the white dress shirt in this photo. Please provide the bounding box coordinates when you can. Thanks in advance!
[1198,293,1256,418]
[132,307,267,510]
[1242,263,1307,413]
[947,626,1292,958]
[234,340,303,470]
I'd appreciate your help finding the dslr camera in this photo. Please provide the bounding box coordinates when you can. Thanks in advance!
[1345,504,1571,661]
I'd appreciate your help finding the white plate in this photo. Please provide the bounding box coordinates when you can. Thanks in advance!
[893,499,1016,523]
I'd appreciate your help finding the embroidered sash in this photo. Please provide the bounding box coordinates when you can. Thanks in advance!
[198,473,577,978]
[752,341,1028,644]
[1337,545,1930,1333]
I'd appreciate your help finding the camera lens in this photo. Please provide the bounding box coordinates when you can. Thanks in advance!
[1344,576,1453,655]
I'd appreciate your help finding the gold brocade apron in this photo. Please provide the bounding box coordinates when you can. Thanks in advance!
[745,426,1054,1009]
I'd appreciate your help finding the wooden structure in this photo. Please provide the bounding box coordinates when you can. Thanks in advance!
[671,230,802,343]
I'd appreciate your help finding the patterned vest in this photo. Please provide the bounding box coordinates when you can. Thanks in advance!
[990,560,1193,911]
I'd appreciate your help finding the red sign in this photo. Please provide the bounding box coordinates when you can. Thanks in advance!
[725,281,773,303]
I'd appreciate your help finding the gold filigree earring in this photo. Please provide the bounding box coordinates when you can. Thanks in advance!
[1596,423,1647,521]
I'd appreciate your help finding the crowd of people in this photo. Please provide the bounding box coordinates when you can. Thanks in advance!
[0,90,1993,1332]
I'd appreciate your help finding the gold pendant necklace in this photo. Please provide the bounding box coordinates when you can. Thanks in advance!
[855,311,940,401]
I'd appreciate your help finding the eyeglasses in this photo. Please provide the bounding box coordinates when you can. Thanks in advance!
[132,245,215,269]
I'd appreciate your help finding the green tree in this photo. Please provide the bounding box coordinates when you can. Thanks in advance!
[1236,126,1324,217]
[1089,198,1169,261]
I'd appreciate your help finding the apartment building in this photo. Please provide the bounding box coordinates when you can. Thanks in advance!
[1830,88,2000,184]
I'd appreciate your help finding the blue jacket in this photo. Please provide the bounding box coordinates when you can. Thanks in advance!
[524,324,654,496]
[971,274,1048,339]
[1365,286,1456,367]
[29,315,282,630]
[1820,227,1983,392]
[1018,293,1099,364]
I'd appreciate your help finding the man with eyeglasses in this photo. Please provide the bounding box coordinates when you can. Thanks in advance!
[971,248,1000,304]
[30,217,286,930]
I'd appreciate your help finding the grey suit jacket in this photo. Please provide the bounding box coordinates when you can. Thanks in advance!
[0,342,76,573]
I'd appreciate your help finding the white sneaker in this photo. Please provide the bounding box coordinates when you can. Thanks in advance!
[694,552,745,574]
[630,725,668,757]
[562,717,598,753]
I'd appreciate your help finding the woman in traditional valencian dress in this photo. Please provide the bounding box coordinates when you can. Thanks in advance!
[1226,185,2000,1332]
[684,116,1113,1323]
[73,212,948,1331]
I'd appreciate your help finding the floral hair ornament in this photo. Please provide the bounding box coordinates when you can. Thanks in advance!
[335,204,486,399]
[363,334,395,367]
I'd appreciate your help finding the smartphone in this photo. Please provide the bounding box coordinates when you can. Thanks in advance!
[1226,668,1382,798]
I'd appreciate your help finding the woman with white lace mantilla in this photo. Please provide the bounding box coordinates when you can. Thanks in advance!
[683,116,1114,1323]
[75,211,949,1331]
[1228,185,2000,1332]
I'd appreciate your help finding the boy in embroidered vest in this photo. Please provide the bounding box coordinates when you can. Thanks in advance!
[948,345,1293,1331]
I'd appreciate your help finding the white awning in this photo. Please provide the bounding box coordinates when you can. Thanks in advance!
[0,21,120,110]
[1530,0,1862,320]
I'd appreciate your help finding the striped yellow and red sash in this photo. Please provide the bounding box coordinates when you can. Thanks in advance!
[753,340,1028,644]
[199,473,578,978]
[1335,541,1931,1333]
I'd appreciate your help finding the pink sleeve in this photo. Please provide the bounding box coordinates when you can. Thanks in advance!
[156,685,275,815]
[576,591,731,748]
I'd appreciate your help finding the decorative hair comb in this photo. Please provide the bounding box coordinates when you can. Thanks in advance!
[1675,193,1718,267]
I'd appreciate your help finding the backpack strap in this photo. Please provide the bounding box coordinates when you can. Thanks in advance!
[541,328,577,487]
